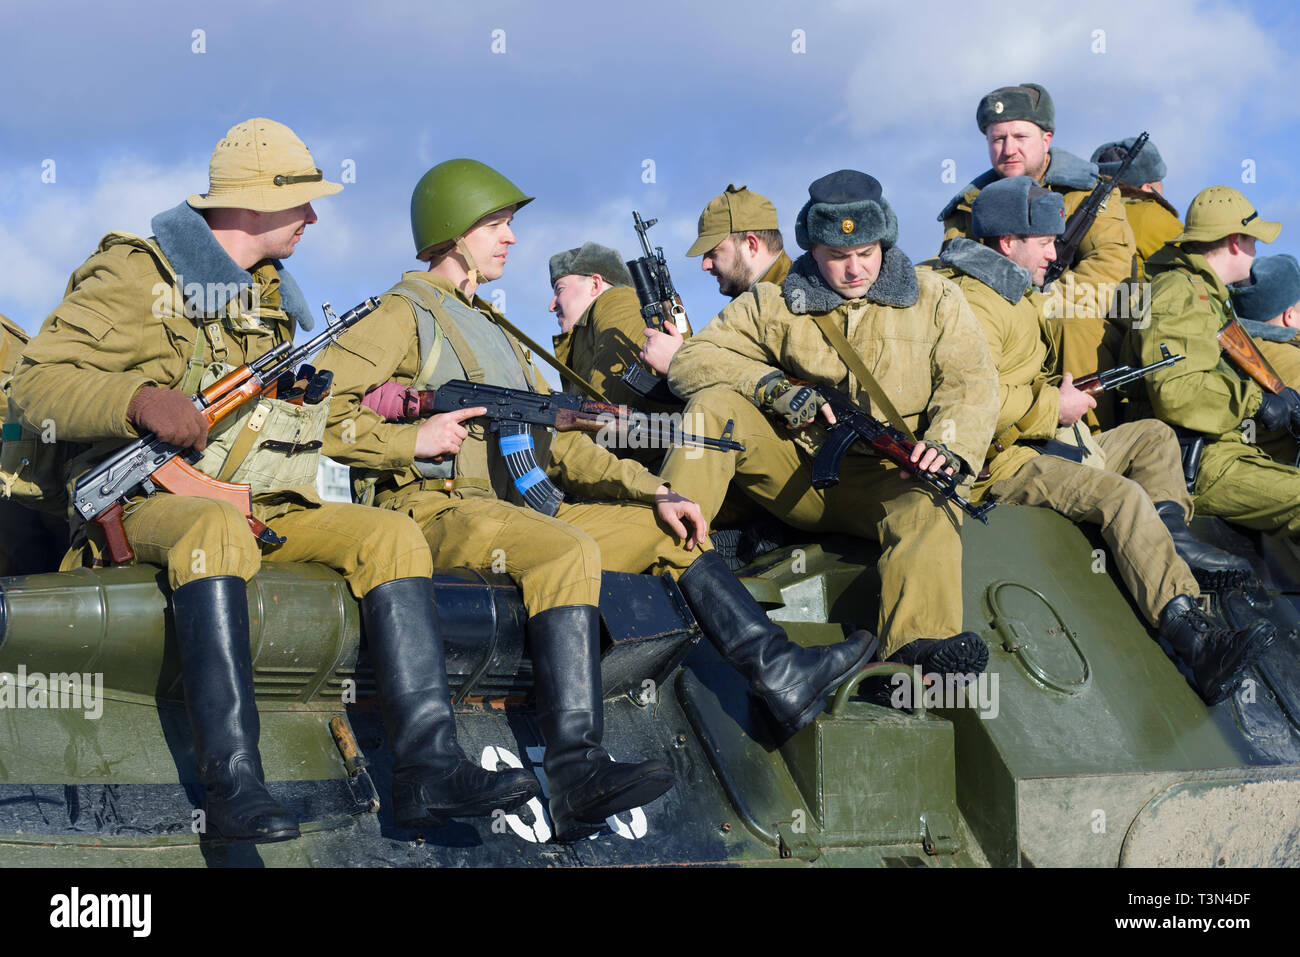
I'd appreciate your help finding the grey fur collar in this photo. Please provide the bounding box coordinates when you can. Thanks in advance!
[150,201,314,330]
[1239,317,1299,343]
[938,148,1099,221]
[782,247,919,314]
[938,238,1032,304]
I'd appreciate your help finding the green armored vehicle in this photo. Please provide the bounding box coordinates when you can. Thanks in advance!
[1,502,1298,867]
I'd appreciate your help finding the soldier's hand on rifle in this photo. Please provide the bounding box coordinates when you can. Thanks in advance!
[126,385,210,451]
[654,484,708,550]
[415,406,486,460]
[640,321,684,375]
[1058,373,1098,426]
[762,377,832,430]
[903,440,956,478]
[1256,388,1300,436]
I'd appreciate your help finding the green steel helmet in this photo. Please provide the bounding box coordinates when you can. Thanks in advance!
[410,159,534,259]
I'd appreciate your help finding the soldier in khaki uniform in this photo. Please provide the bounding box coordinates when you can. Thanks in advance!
[661,169,999,675]
[1134,187,1300,532]
[1229,254,1300,465]
[933,176,1268,703]
[548,243,675,467]
[939,83,1137,430]
[0,313,68,575]
[8,121,537,843]
[320,159,869,843]
[640,185,792,377]
[1092,137,1183,277]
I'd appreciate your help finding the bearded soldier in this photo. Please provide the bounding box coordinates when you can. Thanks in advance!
[319,159,870,843]
[640,185,791,377]
[932,176,1268,704]
[661,169,999,677]
[8,121,538,842]
[1134,188,1300,533]
[940,83,1137,430]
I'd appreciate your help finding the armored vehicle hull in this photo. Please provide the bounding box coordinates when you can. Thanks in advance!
[1,505,1299,867]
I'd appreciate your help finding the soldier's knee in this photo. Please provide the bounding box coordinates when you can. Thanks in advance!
[360,511,434,579]
[167,498,259,583]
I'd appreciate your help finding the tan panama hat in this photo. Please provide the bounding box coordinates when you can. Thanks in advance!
[188,117,342,212]
[1174,185,1281,245]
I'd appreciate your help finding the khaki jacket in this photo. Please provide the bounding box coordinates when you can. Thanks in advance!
[551,285,676,412]
[755,251,793,289]
[320,271,663,507]
[1135,245,1263,439]
[930,241,1060,494]
[0,314,30,421]
[1120,190,1182,270]
[10,235,294,453]
[668,249,999,476]
[940,149,1137,318]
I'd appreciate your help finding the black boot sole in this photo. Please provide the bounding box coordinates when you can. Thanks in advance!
[394,777,542,830]
[1190,565,1256,592]
[1196,621,1276,706]
[775,639,876,738]
[551,766,676,843]
[204,825,301,844]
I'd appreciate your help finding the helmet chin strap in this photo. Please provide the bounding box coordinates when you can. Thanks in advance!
[455,238,488,286]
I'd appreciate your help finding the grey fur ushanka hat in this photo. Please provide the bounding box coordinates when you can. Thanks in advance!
[794,170,898,250]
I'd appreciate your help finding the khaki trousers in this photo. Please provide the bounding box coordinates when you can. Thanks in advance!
[987,419,1197,625]
[122,493,433,596]
[660,387,964,655]
[377,488,705,616]
[1194,439,1300,535]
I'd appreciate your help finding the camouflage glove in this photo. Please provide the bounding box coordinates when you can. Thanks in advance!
[1256,388,1300,436]
[126,385,209,451]
[914,439,970,479]
[759,375,826,430]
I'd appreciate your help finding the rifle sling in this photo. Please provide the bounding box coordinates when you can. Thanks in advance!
[489,311,611,403]
[809,312,916,441]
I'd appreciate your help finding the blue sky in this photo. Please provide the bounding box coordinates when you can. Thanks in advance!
[3,0,1299,384]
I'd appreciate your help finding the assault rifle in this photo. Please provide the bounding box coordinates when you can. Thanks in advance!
[623,211,689,405]
[1218,316,1286,394]
[73,297,381,564]
[420,379,743,516]
[1043,130,1148,286]
[1072,343,1184,396]
[805,383,995,525]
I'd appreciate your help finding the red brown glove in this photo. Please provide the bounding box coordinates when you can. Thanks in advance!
[126,386,210,451]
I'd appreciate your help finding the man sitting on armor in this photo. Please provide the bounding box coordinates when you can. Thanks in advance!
[319,159,870,843]
[7,120,540,843]
[660,169,1000,678]
[932,176,1271,704]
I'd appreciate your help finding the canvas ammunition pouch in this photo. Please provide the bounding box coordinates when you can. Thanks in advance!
[352,278,551,508]
[186,361,327,497]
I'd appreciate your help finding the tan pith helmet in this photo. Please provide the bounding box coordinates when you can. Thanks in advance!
[686,184,780,256]
[1173,185,1281,244]
[188,118,342,212]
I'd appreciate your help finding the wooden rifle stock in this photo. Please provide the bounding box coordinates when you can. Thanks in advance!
[1218,318,1284,394]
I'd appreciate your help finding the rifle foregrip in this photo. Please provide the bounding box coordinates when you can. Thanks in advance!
[95,502,136,565]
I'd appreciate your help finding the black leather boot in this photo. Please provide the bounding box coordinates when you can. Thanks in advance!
[1154,501,1254,590]
[886,632,989,676]
[529,605,675,843]
[172,576,299,843]
[363,577,540,829]
[1158,594,1276,705]
[678,550,874,738]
